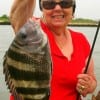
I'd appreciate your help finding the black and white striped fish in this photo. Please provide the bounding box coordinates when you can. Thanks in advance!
[3,20,52,100]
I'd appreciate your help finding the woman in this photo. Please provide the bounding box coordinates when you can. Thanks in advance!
[10,0,97,100]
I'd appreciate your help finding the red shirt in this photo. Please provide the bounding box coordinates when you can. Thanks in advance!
[10,19,90,100]
[40,21,90,100]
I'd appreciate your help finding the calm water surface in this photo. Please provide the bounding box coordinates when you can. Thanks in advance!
[0,25,100,100]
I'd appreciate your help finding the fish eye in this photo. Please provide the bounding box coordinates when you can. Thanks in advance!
[20,32,27,39]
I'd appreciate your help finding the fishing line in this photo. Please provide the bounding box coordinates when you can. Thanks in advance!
[84,21,100,73]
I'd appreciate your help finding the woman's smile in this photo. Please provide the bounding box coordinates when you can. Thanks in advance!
[51,14,65,23]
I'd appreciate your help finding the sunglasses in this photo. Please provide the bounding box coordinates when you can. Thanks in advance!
[41,0,74,10]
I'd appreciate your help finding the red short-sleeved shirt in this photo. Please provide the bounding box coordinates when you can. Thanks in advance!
[10,19,90,100]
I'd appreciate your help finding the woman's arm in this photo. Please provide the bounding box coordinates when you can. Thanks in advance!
[9,0,36,32]
[86,58,97,93]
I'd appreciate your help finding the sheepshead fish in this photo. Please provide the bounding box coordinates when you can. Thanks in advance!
[3,20,52,100]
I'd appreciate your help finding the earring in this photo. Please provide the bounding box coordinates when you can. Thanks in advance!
[41,15,47,24]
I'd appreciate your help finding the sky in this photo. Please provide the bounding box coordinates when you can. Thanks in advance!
[0,0,100,20]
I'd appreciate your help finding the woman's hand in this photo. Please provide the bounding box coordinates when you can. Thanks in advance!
[76,73,96,97]
[76,58,97,97]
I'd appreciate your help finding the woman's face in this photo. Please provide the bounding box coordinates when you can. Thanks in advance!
[41,0,74,28]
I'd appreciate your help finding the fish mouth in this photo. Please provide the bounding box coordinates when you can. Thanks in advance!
[27,38,42,45]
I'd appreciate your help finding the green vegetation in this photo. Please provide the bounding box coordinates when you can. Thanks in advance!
[0,14,9,22]
[0,14,98,26]
[0,14,10,25]
[70,18,98,25]
[72,18,97,23]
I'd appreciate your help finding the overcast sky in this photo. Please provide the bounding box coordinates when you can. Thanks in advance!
[0,0,100,20]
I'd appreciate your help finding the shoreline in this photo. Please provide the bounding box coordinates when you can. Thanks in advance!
[0,22,10,25]
[0,22,98,27]
[68,23,98,27]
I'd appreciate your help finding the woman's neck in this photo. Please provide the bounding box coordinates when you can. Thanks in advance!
[53,29,73,61]
[48,24,67,37]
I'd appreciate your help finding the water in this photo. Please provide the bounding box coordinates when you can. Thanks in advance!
[0,25,14,99]
[0,25,100,100]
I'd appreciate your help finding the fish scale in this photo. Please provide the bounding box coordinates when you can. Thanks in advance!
[3,20,52,100]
